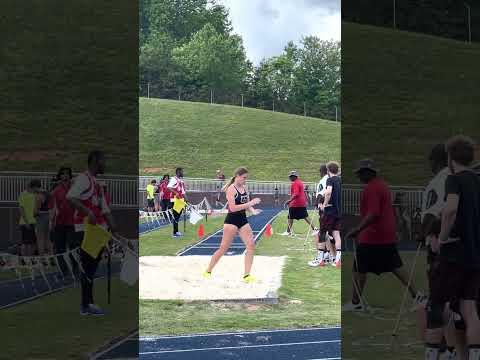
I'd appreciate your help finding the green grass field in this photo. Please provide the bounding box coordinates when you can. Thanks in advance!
[140,211,340,336]
[342,22,480,186]
[3,277,137,359]
[139,98,340,182]
[342,249,429,360]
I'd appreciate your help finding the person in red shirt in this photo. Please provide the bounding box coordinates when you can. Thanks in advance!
[281,170,316,236]
[159,174,172,212]
[343,159,424,312]
[49,167,77,277]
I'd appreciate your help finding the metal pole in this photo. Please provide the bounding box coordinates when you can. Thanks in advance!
[393,0,396,29]
[304,102,306,116]
[335,106,338,122]
[465,3,471,43]
[241,94,244,107]
[272,98,275,112]
[210,89,213,104]
[147,82,150,98]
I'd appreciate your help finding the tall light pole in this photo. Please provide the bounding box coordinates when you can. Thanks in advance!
[464,2,471,43]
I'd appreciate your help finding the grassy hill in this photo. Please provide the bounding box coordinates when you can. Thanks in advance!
[140,98,340,182]
[342,22,480,185]
[1,1,138,174]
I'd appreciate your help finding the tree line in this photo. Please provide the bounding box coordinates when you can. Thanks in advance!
[140,0,341,120]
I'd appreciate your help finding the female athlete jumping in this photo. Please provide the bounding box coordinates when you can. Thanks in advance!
[203,167,262,283]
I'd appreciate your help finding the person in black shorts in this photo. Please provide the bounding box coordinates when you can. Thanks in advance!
[319,161,342,267]
[281,170,316,236]
[343,159,424,312]
[424,136,480,360]
[203,167,262,283]
[414,144,463,359]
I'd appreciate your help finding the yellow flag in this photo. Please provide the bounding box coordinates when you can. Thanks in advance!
[81,221,111,258]
[173,197,186,213]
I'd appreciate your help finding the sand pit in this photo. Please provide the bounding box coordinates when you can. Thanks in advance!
[140,255,286,301]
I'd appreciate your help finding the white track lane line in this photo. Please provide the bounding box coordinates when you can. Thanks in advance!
[141,326,340,339]
[140,340,340,355]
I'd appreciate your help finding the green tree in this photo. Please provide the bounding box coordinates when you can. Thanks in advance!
[295,37,341,118]
[172,23,248,99]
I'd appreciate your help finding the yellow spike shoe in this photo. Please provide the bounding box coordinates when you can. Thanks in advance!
[243,274,256,283]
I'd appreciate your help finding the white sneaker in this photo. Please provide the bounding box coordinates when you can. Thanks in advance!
[280,231,291,236]
[342,301,365,312]
[312,228,320,236]
[442,350,457,360]
[308,258,323,267]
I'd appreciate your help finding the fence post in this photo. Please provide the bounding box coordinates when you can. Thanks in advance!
[241,94,244,108]
[147,82,150,98]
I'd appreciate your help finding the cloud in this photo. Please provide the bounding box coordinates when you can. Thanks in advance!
[257,1,280,19]
[218,0,340,64]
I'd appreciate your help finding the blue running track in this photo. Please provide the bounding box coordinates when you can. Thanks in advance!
[138,327,340,360]
[177,208,281,256]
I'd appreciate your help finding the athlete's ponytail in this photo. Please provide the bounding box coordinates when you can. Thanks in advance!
[222,167,249,192]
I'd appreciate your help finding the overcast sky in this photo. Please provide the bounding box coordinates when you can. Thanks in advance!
[217,0,340,65]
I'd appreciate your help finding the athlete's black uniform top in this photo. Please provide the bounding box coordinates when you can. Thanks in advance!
[224,185,249,229]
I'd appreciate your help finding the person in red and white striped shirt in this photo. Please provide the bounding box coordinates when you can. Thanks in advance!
[167,167,187,237]
[67,150,120,316]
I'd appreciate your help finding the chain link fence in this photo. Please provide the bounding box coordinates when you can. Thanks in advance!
[139,82,341,122]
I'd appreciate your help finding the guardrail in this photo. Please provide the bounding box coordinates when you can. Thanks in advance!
[139,176,316,195]
[0,173,137,208]
[1,173,424,214]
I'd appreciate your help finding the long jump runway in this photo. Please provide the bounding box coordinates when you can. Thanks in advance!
[139,327,340,360]
[178,208,281,256]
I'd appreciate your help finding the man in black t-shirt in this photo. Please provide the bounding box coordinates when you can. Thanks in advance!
[320,161,342,267]
[424,136,480,360]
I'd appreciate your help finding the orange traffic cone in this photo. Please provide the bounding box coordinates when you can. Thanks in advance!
[197,223,205,238]
[265,223,272,237]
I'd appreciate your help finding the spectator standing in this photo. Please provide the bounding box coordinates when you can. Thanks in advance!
[36,187,52,255]
[49,167,77,277]
[146,180,156,212]
[274,186,280,207]
[18,179,41,256]
[159,175,172,212]
[167,168,187,237]
[216,169,226,207]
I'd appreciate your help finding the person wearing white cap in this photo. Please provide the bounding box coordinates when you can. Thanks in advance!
[280,170,316,236]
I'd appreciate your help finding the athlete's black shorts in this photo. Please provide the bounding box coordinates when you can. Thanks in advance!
[428,259,480,304]
[353,243,403,275]
[288,207,308,220]
[147,199,155,208]
[320,214,341,232]
[20,224,37,245]
[224,211,249,229]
